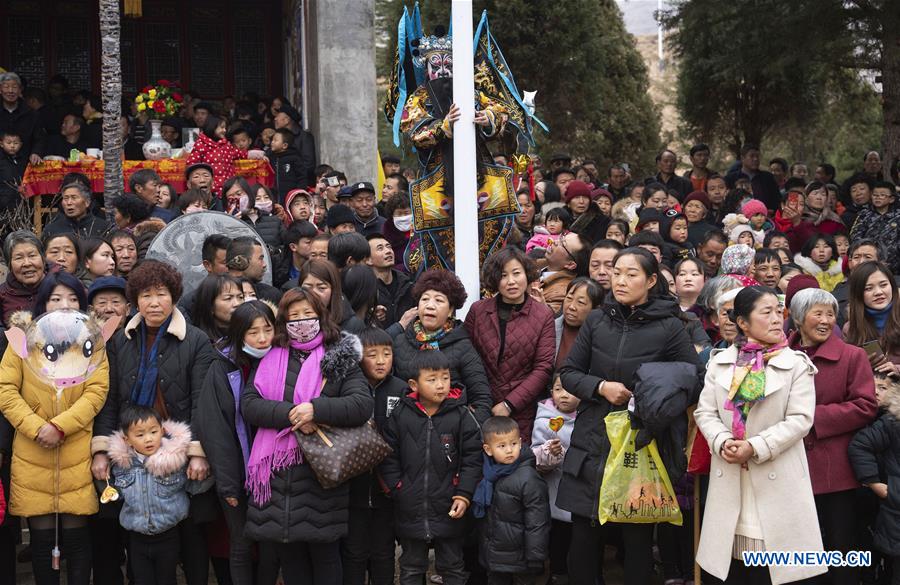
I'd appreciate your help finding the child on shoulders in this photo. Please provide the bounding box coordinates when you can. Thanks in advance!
[526,207,572,255]
[741,199,772,247]
[660,210,694,267]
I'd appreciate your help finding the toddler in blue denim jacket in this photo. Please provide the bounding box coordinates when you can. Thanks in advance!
[107,404,211,585]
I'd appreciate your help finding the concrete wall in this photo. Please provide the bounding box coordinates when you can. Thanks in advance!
[303,0,378,184]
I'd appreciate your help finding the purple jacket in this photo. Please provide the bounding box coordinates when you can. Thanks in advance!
[789,331,878,494]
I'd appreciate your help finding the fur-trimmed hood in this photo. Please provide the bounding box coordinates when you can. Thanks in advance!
[794,254,843,277]
[321,332,363,380]
[7,310,32,330]
[108,420,192,477]
[132,217,167,239]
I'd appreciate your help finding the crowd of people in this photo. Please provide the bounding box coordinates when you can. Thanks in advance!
[0,69,899,585]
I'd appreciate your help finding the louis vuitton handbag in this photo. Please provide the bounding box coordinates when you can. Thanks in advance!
[294,379,393,489]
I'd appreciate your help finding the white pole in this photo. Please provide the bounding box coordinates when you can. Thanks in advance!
[451,0,480,317]
[657,0,664,71]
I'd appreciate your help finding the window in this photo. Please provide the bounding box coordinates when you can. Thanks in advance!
[8,16,45,82]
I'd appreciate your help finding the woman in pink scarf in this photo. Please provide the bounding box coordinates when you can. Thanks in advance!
[240,288,372,585]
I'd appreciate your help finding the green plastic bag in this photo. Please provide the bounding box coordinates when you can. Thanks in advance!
[597,410,682,525]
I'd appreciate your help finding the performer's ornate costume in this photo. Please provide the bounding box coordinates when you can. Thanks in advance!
[385,8,545,274]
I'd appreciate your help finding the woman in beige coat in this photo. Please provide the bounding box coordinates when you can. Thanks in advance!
[695,286,827,584]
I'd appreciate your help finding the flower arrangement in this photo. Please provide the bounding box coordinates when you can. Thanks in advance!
[134,80,183,119]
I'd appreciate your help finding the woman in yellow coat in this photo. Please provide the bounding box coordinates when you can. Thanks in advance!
[0,270,111,585]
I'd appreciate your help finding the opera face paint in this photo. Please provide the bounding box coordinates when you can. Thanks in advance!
[427,52,452,80]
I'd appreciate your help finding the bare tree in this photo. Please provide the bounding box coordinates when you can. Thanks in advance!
[99,0,123,222]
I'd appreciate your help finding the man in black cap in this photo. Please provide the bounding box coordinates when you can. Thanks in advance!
[337,185,354,201]
[273,104,316,187]
[326,203,358,235]
[88,276,130,329]
[549,152,572,172]
[348,181,386,236]
[185,163,214,196]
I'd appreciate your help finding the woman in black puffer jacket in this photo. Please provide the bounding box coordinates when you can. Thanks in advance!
[559,247,700,585]
[198,301,277,585]
[240,183,287,266]
[391,269,493,423]
[240,288,371,585]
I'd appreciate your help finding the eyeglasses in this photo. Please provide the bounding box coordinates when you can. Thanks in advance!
[549,237,577,264]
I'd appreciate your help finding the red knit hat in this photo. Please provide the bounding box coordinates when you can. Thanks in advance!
[785,274,820,308]
[591,187,613,202]
[564,180,592,204]
[683,190,711,209]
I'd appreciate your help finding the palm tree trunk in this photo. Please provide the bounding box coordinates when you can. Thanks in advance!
[99,0,123,223]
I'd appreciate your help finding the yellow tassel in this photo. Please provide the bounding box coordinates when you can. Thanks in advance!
[124,0,142,18]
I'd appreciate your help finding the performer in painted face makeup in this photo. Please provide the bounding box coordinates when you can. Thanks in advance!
[385,11,544,275]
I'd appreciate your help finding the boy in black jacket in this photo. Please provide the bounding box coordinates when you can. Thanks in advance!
[0,130,26,213]
[267,128,305,204]
[379,350,482,585]
[343,328,407,585]
[473,416,550,585]
[849,372,900,580]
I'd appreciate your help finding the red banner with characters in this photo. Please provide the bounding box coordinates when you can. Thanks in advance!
[21,159,274,197]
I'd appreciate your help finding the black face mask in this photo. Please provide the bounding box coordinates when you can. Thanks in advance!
[425,77,453,118]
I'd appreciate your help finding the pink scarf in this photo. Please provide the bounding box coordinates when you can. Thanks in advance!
[724,334,788,439]
[246,333,325,505]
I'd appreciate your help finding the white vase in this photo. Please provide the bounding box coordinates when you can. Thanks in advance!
[142,119,172,161]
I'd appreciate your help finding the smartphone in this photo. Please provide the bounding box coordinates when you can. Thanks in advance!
[863,339,884,357]
[786,192,802,211]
